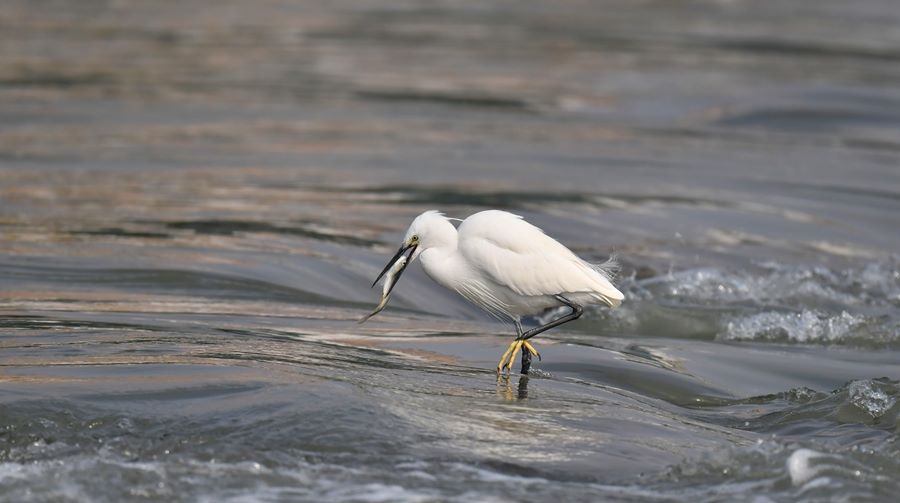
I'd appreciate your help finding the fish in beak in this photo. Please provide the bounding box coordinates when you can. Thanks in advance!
[358,243,417,323]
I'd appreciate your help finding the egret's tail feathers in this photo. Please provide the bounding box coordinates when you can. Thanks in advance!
[592,291,623,308]
[584,253,624,308]
[589,253,619,281]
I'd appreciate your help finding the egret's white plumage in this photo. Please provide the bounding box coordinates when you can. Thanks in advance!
[364,209,624,373]
[409,210,622,319]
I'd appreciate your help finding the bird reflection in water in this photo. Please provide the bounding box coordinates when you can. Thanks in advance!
[496,375,530,400]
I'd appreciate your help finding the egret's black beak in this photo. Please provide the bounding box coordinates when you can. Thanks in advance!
[372,243,417,293]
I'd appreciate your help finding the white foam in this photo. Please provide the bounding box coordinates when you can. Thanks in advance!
[722,310,868,343]
[786,448,824,486]
[0,462,30,482]
[631,261,900,307]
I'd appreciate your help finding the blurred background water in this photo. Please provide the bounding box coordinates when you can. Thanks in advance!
[1,1,899,501]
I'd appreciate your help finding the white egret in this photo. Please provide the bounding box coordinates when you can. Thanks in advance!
[361,210,624,374]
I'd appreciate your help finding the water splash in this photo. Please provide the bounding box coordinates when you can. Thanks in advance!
[659,439,898,502]
[631,260,900,308]
[597,261,900,347]
[722,310,869,343]
[848,380,897,419]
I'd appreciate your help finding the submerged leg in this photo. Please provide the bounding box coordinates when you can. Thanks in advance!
[497,320,529,374]
[517,320,532,375]
[515,320,541,374]
[520,345,532,375]
[498,299,583,375]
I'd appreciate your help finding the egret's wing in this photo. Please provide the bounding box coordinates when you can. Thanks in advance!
[458,211,623,306]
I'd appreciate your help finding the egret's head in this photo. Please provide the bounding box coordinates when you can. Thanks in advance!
[403,210,457,259]
[370,210,456,291]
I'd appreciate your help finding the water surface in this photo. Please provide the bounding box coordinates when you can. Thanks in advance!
[2,1,899,501]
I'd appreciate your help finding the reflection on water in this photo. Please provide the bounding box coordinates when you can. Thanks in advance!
[495,375,530,401]
[2,0,900,501]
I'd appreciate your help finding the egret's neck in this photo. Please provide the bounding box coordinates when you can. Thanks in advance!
[418,241,465,292]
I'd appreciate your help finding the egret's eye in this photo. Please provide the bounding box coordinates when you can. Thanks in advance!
[411,235,419,243]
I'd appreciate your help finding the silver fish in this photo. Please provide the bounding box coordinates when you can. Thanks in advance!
[358,255,407,323]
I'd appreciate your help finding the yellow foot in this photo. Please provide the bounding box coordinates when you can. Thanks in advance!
[497,339,522,374]
[522,341,541,361]
[496,339,541,374]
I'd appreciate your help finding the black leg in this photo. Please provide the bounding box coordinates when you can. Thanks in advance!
[514,319,525,338]
[520,295,584,341]
[515,320,532,375]
[520,346,532,375]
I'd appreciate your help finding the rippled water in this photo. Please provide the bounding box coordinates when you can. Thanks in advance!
[2,1,899,501]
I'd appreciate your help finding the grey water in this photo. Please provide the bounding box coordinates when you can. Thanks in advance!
[1,0,899,501]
